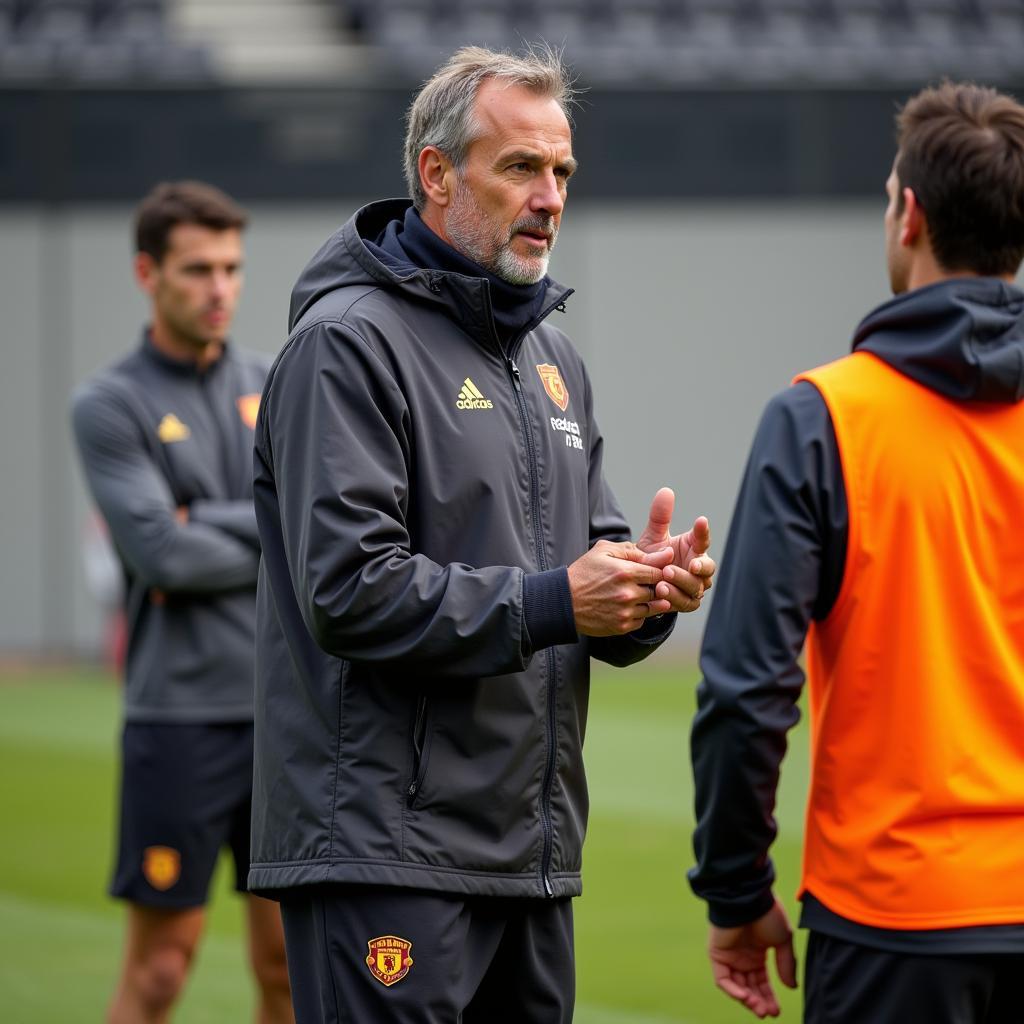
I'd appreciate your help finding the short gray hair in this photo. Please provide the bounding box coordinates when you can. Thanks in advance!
[403,44,576,210]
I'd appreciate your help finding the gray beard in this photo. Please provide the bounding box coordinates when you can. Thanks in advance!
[446,182,556,285]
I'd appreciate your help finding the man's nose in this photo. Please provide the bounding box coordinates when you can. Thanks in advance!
[530,170,564,217]
[210,270,232,300]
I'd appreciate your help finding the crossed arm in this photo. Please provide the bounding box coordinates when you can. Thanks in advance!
[72,385,260,595]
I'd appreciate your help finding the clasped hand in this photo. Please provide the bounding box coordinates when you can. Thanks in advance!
[567,487,715,636]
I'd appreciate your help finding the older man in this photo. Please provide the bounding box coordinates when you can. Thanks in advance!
[249,46,714,1023]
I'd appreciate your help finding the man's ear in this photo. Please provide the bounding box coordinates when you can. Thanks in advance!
[418,146,455,209]
[900,186,925,247]
[134,251,159,296]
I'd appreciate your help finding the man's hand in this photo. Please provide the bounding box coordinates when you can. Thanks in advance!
[567,540,673,636]
[636,487,715,613]
[708,901,798,1019]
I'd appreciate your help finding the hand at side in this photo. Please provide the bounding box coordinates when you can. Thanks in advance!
[708,901,798,1019]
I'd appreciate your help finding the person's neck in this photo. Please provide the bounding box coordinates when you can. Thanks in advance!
[419,205,452,247]
[904,241,1017,292]
[149,320,222,371]
[906,266,1017,292]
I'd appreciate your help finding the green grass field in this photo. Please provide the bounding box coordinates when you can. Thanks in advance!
[0,662,809,1023]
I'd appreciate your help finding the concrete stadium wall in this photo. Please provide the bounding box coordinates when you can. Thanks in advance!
[0,198,929,658]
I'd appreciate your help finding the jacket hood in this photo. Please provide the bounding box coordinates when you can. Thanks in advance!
[288,199,572,341]
[853,277,1024,403]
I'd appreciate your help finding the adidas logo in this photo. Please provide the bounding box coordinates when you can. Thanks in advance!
[156,413,191,443]
[456,378,494,410]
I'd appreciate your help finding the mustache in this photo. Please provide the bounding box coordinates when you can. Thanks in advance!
[509,215,557,242]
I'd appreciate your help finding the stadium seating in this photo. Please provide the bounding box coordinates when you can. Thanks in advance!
[2,0,1023,84]
[0,0,16,41]
[0,0,213,80]
[344,0,1024,85]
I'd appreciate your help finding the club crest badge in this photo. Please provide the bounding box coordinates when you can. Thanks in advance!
[536,363,569,412]
[365,935,414,987]
[236,393,261,430]
[142,845,181,891]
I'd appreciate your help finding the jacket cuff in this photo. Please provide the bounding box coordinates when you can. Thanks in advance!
[706,889,777,929]
[631,612,676,643]
[688,860,777,928]
[523,567,578,651]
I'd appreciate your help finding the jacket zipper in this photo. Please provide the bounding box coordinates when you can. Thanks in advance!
[485,286,572,899]
[507,354,558,898]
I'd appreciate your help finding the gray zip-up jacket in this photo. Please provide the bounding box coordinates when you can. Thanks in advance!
[71,335,270,722]
[249,200,672,899]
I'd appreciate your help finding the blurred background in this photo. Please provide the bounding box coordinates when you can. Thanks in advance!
[3,0,1023,660]
[2,2,1024,1021]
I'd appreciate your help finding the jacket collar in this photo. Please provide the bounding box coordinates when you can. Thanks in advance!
[853,277,1024,403]
[139,328,230,377]
[344,200,573,353]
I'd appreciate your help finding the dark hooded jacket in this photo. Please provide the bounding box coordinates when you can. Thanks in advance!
[689,277,1024,952]
[248,200,671,899]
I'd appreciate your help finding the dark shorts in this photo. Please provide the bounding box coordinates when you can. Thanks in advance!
[805,931,1024,1024]
[280,885,575,1024]
[110,721,254,909]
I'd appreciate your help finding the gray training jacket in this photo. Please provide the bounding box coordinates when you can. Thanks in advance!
[71,334,270,722]
[249,199,673,900]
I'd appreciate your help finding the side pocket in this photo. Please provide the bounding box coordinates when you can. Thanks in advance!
[405,694,433,808]
[327,659,350,861]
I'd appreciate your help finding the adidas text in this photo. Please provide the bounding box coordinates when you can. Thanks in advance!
[456,378,494,410]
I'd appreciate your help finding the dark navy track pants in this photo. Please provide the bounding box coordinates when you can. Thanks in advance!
[280,884,575,1023]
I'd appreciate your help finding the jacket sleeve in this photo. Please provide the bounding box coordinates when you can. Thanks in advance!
[188,500,260,549]
[688,382,847,926]
[256,321,534,677]
[71,383,261,593]
[581,365,676,667]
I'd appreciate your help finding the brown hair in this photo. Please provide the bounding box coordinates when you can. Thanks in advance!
[134,180,248,262]
[895,81,1024,277]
